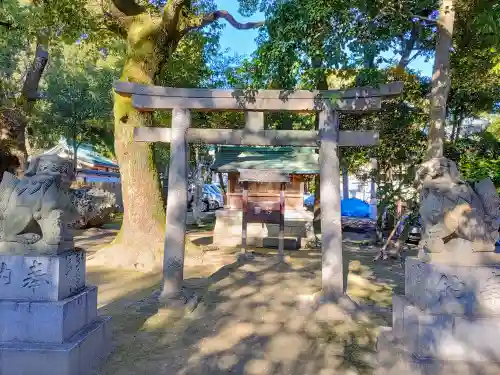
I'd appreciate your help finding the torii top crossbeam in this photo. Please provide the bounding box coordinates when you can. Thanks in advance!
[114,81,403,112]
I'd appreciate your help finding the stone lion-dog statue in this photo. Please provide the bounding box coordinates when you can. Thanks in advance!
[417,157,500,262]
[0,155,76,254]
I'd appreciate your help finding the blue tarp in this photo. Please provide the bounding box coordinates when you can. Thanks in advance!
[341,198,370,218]
[304,195,371,218]
[304,194,314,207]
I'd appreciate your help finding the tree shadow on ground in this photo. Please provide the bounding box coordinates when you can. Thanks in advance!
[95,244,410,375]
[74,228,118,253]
[343,243,419,322]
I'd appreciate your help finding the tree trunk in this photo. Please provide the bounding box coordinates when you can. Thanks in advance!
[91,20,173,271]
[22,35,49,101]
[20,34,50,168]
[397,24,418,70]
[0,109,27,177]
[1,34,49,177]
[426,0,455,159]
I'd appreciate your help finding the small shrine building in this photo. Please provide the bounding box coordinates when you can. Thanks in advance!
[211,145,319,249]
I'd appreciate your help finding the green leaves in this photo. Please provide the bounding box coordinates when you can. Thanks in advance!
[29,40,121,155]
[328,93,341,105]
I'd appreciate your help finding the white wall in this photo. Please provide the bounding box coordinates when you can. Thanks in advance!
[341,174,371,201]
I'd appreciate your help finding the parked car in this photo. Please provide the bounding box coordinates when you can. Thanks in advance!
[202,185,220,210]
[209,184,225,208]
[407,220,422,244]
[395,215,422,244]
[204,184,223,209]
[209,184,224,197]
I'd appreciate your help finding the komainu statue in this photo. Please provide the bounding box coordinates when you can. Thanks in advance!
[417,157,500,261]
[0,155,76,254]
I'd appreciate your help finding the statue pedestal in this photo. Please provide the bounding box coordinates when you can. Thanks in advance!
[0,248,111,375]
[376,256,500,375]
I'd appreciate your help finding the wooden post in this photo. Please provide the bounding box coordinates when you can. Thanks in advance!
[245,112,265,132]
[319,109,343,300]
[160,108,190,301]
[241,181,249,254]
[279,182,285,261]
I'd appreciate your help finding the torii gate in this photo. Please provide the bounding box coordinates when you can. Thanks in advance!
[114,81,403,302]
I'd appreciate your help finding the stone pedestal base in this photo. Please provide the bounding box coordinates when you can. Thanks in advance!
[0,286,98,344]
[0,250,86,301]
[213,209,314,249]
[376,256,500,374]
[376,327,500,375]
[0,317,111,375]
[0,249,111,375]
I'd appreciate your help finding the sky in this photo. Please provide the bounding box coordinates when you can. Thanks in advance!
[214,0,434,78]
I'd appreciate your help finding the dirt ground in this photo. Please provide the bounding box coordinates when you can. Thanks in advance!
[75,227,413,375]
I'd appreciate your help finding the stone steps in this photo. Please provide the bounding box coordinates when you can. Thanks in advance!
[262,236,300,250]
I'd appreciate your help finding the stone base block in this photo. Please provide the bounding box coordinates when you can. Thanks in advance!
[262,237,300,250]
[213,209,314,249]
[405,257,500,315]
[0,250,85,302]
[376,327,500,375]
[391,294,500,362]
[0,316,112,375]
[0,287,97,344]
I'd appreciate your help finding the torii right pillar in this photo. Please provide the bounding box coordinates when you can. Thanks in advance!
[319,108,344,300]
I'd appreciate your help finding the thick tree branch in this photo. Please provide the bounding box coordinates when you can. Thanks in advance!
[397,24,419,69]
[101,0,145,37]
[181,10,265,36]
[103,11,128,37]
[406,49,425,65]
[110,0,145,16]
[163,0,187,34]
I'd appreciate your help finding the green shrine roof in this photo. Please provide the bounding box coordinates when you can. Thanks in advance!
[211,145,319,174]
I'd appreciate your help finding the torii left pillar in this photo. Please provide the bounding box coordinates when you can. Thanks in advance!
[160,108,190,301]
